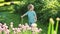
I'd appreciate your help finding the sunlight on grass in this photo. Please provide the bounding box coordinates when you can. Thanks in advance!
[0,1,25,6]
[0,0,4,2]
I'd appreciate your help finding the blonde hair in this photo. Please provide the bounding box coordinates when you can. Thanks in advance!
[28,4,34,10]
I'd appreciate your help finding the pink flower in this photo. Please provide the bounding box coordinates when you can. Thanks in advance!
[13,28,17,34]
[25,23,29,28]
[31,27,35,32]
[17,28,21,32]
[13,28,17,31]
[0,26,3,32]
[4,29,10,34]
[21,25,26,31]
[0,23,2,26]
[2,25,7,31]
[27,27,31,30]
[21,25,25,29]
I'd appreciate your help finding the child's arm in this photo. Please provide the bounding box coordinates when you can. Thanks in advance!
[34,11,37,22]
[21,11,28,18]
[21,14,26,18]
[35,16,37,22]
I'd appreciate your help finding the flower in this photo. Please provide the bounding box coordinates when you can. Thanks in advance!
[17,28,21,32]
[4,29,10,34]
[56,17,60,21]
[27,27,31,30]
[5,26,8,29]
[31,23,37,27]
[10,22,13,25]
[4,23,7,26]
[50,18,54,24]
[39,28,42,32]
[10,24,13,28]
[13,28,17,34]
[10,22,14,28]
[25,23,29,29]
[18,24,21,28]
[0,23,2,26]
[0,26,3,31]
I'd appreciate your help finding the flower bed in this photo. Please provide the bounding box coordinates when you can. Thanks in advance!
[0,22,42,34]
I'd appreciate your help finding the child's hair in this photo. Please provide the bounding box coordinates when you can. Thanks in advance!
[28,4,34,10]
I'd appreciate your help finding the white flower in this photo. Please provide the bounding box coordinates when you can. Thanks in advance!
[10,22,13,25]
[31,23,37,27]
[10,22,14,28]
[56,17,60,21]
[4,23,7,26]
[12,28,15,30]
[10,24,13,28]
[50,18,54,24]
[18,24,21,27]
[39,28,42,32]
[5,26,8,29]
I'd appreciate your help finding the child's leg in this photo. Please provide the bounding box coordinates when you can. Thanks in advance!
[29,23,32,27]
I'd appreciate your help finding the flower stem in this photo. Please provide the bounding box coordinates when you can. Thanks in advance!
[51,23,54,34]
[48,22,51,34]
[55,20,59,34]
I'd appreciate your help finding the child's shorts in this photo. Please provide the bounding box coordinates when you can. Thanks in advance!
[29,22,35,27]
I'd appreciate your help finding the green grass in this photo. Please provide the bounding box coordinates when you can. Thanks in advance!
[0,12,20,27]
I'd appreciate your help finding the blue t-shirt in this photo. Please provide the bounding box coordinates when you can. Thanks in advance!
[25,10,36,23]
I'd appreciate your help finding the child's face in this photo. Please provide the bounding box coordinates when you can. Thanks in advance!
[29,7,34,11]
[28,4,34,11]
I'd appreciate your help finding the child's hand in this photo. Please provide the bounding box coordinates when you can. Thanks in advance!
[21,16,23,18]
[35,19,37,22]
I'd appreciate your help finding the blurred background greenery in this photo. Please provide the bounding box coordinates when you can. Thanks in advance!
[0,0,60,34]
